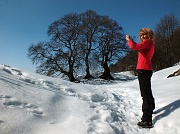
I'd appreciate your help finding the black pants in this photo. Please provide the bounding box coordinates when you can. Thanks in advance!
[138,70,155,122]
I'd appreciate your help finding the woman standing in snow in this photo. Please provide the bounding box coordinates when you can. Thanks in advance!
[126,28,155,128]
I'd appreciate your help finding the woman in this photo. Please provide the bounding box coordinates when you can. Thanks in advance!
[126,28,155,128]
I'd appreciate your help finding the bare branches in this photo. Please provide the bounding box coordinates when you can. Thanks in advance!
[153,13,180,70]
[28,10,127,81]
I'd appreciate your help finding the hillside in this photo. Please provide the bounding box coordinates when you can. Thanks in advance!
[0,64,179,134]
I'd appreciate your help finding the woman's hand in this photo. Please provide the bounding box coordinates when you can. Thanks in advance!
[126,35,131,41]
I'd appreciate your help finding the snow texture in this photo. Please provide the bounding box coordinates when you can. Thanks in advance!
[0,64,179,134]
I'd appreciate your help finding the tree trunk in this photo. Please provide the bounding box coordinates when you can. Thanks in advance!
[84,53,94,79]
[100,56,114,80]
[68,69,76,82]
[68,73,76,82]
[68,58,77,82]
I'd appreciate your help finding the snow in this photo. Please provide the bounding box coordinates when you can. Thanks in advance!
[0,64,179,134]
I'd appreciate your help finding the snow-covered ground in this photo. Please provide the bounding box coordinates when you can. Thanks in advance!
[0,64,179,134]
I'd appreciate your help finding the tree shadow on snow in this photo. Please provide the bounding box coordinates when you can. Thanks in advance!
[153,99,180,124]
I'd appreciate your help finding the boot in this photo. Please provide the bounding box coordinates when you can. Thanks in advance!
[137,121,153,128]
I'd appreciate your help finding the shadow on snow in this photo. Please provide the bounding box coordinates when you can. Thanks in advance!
[153,99,180,124]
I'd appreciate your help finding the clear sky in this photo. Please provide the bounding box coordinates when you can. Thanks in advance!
[0,0,180,72]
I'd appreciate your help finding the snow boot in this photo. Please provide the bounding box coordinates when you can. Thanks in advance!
[137,121,153,128]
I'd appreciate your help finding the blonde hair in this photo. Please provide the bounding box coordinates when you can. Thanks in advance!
[139,28,155,42]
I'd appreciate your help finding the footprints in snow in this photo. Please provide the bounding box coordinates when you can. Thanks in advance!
[87,91,139,134]
[0,95,43,117]
[64,87,108,103]
[1,65,138,133]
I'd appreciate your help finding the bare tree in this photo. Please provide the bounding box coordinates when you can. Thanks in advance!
[28,10,128,81]
[154,13,180,70]
[28,13,82,82]
[98,17,128,80]
[79,10,102,79]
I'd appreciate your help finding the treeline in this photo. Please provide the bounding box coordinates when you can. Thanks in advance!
[111,13,180,74]
[28,10,129,82]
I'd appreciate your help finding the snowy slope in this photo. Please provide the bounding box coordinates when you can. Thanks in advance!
[0,64,179,134]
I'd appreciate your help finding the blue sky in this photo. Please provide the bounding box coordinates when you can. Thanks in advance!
[0,0,180,72]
